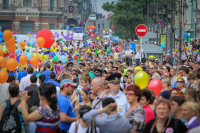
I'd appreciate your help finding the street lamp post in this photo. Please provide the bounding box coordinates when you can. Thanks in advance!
[156,0,159,46]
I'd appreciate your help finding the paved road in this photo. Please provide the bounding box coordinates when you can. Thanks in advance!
[85,18,109,40]
[85,18,109,31]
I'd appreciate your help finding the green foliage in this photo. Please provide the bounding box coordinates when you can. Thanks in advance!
[102,0,147,40]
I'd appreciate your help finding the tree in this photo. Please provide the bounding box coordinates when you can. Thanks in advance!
[102,0,147,40]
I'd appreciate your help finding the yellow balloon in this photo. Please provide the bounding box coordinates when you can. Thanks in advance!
[123,69,127,76]
[33,53,38,58]
[134,66,143,72]
[0,46,2,49]
[50,59,53,63]
[64,48,67,51]
[39,54,43,60]
[134,71,149,89]
[44,55,48,60]
[3,50,6,53]
[75,51,77,54]
[28,33,30,36]
[88,49,91,52]
[55,48,58,51]
[53,44,56,47]
[197,49,199,53]
[50,47,54,52]
[186,47,189,51]
[2,67,7,71]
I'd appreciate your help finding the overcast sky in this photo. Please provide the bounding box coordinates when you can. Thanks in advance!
[91,0,118,15]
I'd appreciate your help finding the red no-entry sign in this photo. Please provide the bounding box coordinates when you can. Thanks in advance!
[136,24,147,37]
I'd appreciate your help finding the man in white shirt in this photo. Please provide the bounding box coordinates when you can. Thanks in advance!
[125,44,134,66]
[135,44,143,66]
[19,66,40,92]
[0,82,10,104]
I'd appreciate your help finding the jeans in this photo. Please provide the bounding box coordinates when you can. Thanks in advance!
[135,59,140,66]
[102,24,104,29]
[26,122,36,133]
[173,58,176,66]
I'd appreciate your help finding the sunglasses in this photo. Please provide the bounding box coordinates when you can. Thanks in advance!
[124,92,135,96]
[103,87,109,89]
[177,81,183,83]
[150,68,154,69]
[164,75,169,77]
[141,64,144,65]
[89,92,96,95]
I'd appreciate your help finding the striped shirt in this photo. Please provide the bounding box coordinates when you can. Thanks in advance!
[35,106,60,133]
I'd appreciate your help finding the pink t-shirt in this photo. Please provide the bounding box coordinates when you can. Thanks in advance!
[144,104,155,125]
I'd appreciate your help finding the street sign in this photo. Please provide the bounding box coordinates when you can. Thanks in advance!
[69,6,74,13]
[136,24,147,37]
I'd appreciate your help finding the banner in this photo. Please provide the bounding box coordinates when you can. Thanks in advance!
[73,27,82,33]
[73,33,83,40]
[110,36,119,41]
[160,34,166,48]
[125,43,136,51]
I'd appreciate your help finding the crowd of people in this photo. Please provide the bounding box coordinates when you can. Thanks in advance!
[1,39,200,133]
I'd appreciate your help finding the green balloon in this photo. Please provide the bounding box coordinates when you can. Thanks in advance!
[53,56,58,61]
[30,44,33,47]
[95,50,98,54]
[107,49,110,52]
[188,38,191,41]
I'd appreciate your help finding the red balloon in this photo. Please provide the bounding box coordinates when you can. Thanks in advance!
[9,52,15,58]
[148,79,162,96]
[36,29,54,48]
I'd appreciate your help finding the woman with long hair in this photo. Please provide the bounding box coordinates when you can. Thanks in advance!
[176,77,187,93]
[126,76,132,86]
[75,88,92,114]
[21,83,60,133]
[185,88,199,103]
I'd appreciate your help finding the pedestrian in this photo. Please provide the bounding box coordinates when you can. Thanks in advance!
[42,64,52,82]
[102,21,104,29]
[135,44,144,65]
[125,84,146,132]
[125,44,134,66]
[106,73,129,117]
[57,79,78,132]
[142,99,188,133]
[21,83,60,133]
[83,97,132,133]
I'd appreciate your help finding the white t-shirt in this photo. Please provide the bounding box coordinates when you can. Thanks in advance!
[125,50,133,56]
[114,52,120,59]
[69,121,100,133]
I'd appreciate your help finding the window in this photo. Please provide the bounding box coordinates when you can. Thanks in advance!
[49,0,55,11]
[23,0,32,6]
[49,24,55,29]
[3,0,9,9]
[21,22,33,35]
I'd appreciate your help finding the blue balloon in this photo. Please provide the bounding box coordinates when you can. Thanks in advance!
[0,32,2,38]
[60,55,67,63]
[26,42,30,46]
[84,43,89,47]
[15,49,20,54]
[27,53,33,60]
[51,52,55,58]
[0,38,3,41]
[61,52,65,56]
[14,36,17,40]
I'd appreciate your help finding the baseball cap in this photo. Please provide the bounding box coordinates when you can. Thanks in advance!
[60,79,77,88]
[45,64,51,68]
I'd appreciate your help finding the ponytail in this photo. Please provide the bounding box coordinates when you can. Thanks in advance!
[39,83,58,111]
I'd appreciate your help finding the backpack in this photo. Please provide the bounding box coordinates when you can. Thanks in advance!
[0,100,22,133]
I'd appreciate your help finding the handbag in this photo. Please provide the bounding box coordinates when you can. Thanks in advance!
[86,116,97,133]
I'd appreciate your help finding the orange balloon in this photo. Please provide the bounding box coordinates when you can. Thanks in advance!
[0,56,7,69]
[3,30,13,41]
[7,44,16,53]
[0,71,9,84]
[30,57,39,67]
[5,36,15,48]
[19,55,28,65]
[7,58,18,71]
[20,41,26,47]
[0,49,3,56]
[37,37,45,47]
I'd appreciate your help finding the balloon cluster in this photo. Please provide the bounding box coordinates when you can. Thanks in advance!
[3,30,16,52]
